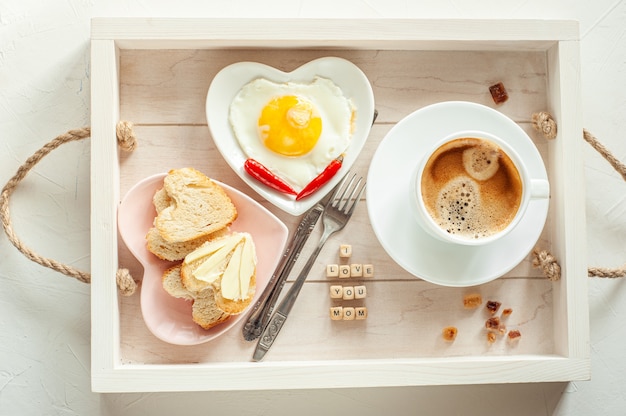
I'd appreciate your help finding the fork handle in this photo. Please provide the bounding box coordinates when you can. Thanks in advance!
[242,203,323,341]
[253,228,333,361]
[242,232,306,340]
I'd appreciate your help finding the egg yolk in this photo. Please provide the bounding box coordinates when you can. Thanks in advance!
[258,95,322,157]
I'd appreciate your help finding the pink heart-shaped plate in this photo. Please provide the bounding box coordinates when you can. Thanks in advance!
[117,173,288,345]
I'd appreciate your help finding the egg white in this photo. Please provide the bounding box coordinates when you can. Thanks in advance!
[229,76,354,191]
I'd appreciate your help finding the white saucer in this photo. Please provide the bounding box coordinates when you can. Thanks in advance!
[366,101,549,287]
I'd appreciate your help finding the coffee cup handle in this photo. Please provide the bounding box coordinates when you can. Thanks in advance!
[530,179,550,199]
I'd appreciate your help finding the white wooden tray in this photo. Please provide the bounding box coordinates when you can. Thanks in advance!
[90,18,589,393]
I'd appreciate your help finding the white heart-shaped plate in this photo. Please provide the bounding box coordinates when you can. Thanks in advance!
[206,56,375,216]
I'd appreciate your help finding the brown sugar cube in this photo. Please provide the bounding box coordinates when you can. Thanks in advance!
[502,308,513,317]
[463,293,482,309]
[343,307,356,321]
[507,329,521,341]
[330,307,343,320]
[339,265,351,278]
[326,264,339,278]
[487,332,497,344]
[485,316,501,331]
[442,326,458,341]
[489,82,509,104]
[350,264,363,277]
[355,307,368,320]
[486,317,506,335]
[354,285,367,299]
[486,300,502,315]
[329,285,343,299]
[342,286,355,300]
[363,264,374,278]
[339,244,352,258]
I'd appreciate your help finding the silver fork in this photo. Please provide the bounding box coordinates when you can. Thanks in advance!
[252,173,366,361]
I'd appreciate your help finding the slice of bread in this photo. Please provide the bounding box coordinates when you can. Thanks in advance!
[161,265,231,330]
[192,288,232,330]
[152,188,172,213]
[162,265,194,301]
[155,167,237,243]
[147,226,230,262]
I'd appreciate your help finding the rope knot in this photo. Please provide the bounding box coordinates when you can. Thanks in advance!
[532,111,558,140]
[116,121,137,152]
[116,268,137,296]
[532,248,561,281]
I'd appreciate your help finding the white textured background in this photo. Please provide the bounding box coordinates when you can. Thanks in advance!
[1,1,625,415]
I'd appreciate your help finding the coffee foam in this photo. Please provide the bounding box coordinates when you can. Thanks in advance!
[462,143,499,181]
[434,176,490,239]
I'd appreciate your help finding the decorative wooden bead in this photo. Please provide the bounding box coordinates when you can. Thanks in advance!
[350,264,363,277]
[329,285,343,299]
[330,307,343,320]
[326,264,339,278]
[355,307,368,320]
[339,244,352,258]
[354,285,367,299]
[342,286,355,300]
[342,307,355,320]
[363,264,374,278]
[339,265,351,278]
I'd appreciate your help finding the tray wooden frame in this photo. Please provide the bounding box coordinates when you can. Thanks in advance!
[90,18,588,393]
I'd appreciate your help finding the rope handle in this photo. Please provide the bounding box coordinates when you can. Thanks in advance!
[1,115,624,288]
[0,122,138,295]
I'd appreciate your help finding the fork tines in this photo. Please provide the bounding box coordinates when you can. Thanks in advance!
[331,173,366,214]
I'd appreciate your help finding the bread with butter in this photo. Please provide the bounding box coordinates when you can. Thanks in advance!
[181,231,257,315]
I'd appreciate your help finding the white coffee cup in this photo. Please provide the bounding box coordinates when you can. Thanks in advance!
[410,130,549,246]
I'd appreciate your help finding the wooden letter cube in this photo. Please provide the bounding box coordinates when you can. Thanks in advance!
[355,307,368,320]
[354,285,367,299]
[342,286,355,300]
[326,264,339,278]
[339,265,351,278]
[330,307,343,320]
[363,264,374,278]
[339,244,352,258]
[342,307,355,320]
[350,264,363,277]
[329,285,343,299]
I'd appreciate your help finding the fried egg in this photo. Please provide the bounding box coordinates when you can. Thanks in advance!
[229,76,355,191]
